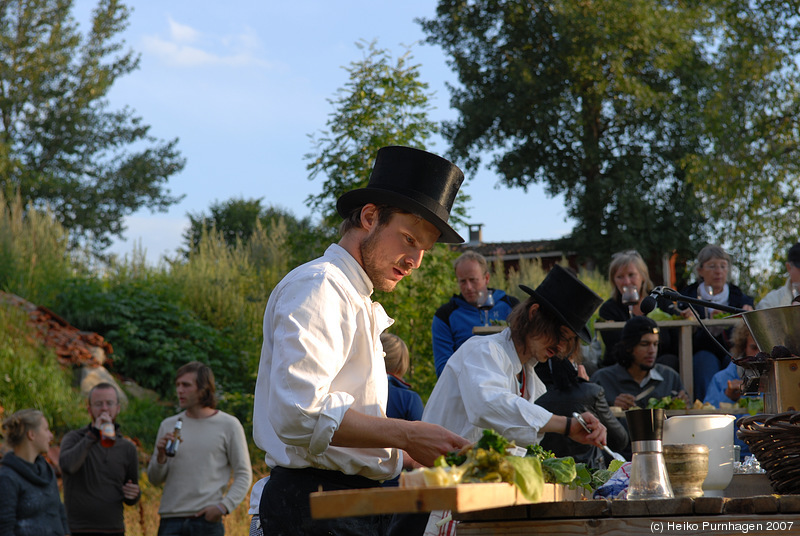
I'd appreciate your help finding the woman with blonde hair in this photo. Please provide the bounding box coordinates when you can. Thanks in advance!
[381,332,424,422]
[597,250,678,370]
[0,409,68,536]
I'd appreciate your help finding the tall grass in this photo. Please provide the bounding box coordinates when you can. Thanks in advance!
[0,192,85,306]
[0,304,85,436]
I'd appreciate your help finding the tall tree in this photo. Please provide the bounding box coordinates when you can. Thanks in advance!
[183,197,330,267]
[0,0,184,251]
[305,39,468,229]
[681,1,800,284]
[421,0,800,276]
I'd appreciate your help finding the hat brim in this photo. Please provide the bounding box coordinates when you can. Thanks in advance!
[337,188,464,244]
[519,284,593,343]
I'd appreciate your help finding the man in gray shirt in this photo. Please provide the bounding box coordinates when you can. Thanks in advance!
[591,316,688,410]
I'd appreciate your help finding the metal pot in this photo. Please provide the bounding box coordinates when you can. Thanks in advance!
[740,306,800,355]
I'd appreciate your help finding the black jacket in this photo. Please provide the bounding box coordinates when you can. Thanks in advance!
[0,452,68,536]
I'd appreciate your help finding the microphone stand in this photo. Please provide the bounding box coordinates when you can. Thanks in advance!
[644,286,746,359]
[650,286,746,315]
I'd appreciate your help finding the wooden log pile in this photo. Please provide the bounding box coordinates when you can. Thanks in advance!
[0,291,113,367]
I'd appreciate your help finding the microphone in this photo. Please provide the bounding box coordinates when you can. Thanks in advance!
[640,293,658,314]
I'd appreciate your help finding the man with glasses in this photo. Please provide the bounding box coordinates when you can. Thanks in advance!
[60,382,140,536]
[757,242,800,309]
[423,265,608,448]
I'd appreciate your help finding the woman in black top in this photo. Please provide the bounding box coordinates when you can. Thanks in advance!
[597,249,678,369]
[0,408,68,536]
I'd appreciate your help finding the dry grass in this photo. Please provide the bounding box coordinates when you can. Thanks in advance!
[123,470,266,536]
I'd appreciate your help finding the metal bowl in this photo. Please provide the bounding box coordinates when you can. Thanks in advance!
[740,306,800,356]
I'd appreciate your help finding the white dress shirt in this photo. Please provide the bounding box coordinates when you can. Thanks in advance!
[422,329,554,446]
[253,244,401,480]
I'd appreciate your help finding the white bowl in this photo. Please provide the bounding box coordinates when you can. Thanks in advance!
[663,414,736,496]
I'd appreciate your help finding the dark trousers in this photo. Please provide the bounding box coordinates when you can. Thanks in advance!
[157,517,224,536]
[260,466,428,536]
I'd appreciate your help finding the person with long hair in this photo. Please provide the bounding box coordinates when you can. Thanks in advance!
[0,408,68,536]
[536,355,630,467]
[597,249,678,370]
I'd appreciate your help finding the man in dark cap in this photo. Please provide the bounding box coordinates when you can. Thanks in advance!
[590,315,689,411]
[423,265,608,448]
[756,242,800,309]
[253,146,470,535]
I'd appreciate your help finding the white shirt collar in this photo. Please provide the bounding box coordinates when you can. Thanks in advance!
[639,366,664,388]
[326,243,373,296]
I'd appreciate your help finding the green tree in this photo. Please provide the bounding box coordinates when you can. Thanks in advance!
[420,1,722,269]
[305,39,468,228]
[0,0,185,251]
[681,1,800,286]
[183,197,330,267]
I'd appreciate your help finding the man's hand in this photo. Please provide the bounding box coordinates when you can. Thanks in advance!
[155,433,174,464]
[93,411,112,430]
[401,450,424,471]
[402,421,470,467]
[195,504,226,522]
[122,480,139,500]
[725,379,743,402]
[614,393,637,410]
[569,412,607,447]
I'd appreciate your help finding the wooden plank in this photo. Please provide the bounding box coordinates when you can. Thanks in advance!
[610,497,693,517]
[309,483,583,519]
[310,483,518,519]
[458,515,800,536]
[693,496,725,514]
[780,495,800,513]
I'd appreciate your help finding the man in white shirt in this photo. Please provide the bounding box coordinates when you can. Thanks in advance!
[757,242,800,309]
[424,265,608,448]
[253,146,471,535]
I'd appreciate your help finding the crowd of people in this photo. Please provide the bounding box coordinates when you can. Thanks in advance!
[1,145,791,536]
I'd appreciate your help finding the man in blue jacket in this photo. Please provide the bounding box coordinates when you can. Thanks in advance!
[432,250,519,376]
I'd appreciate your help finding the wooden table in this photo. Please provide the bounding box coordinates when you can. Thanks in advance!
[594,318,743,401]
[456,495,800,535]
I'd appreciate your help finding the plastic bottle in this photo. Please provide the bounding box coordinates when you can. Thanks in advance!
[165,418,183,457]
[99,422,116,447]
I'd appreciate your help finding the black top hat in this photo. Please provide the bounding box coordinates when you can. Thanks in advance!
[336,146,465,243]
[519,265,602,343]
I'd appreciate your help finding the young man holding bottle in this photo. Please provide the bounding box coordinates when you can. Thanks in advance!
[147,361,252,535]
[60,382,140,535]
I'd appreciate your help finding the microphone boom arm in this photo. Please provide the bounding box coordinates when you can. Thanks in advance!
[649,286,745,315]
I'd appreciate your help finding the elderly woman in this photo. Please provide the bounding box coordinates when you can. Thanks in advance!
[679,245,754,401]
[0,409,68,536]
[597,250,678,370]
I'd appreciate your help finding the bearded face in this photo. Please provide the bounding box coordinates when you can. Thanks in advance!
[358,210,439,293]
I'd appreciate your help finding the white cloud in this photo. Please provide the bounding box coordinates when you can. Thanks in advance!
[167,17,200,44]
[142,18,270,68]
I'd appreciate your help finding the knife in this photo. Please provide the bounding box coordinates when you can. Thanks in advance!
[633,384,656,402]
[572,412,627,463]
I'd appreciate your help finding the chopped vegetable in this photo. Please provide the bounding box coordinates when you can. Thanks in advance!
[646,395,687,410]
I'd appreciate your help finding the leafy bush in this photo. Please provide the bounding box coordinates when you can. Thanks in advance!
[117,391,172,452]
[0,304,84,437]
[53,277,248,397]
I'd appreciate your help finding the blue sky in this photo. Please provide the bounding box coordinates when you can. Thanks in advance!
[73,0,574,262]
